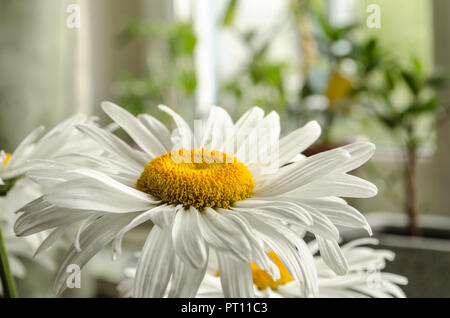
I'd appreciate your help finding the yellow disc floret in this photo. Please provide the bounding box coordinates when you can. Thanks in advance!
[251,251,294,290]
[2,153,11,167]
[136,148,255,209]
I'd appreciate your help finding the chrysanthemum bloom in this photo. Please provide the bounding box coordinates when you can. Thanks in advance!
[15,102,377,297]
[118,239,407,298]
[195,239,407,298]
[0,115,99,281]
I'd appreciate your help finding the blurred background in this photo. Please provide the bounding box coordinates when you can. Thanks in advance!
[1,0,450,297]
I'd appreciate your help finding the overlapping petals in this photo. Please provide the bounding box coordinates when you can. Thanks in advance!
[14,102,378,297]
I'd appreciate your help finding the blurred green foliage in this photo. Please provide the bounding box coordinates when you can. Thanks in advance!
[352,37,448,149]
[114,0,446,150]
[115,20,197,120]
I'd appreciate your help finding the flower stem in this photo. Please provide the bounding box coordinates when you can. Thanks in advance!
[0,224,18,297]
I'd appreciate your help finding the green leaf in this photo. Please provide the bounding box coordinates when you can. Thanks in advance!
[168,23,197,57]
[401,70,420,94]
[222,0,238,26]
[406,96,438,115]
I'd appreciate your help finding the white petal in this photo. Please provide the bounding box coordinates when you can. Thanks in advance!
[278,120,321,166]
[102,101,166,157]
[76,124,150,168]
[112,207,162,255]
[198,207,252,263]
[133,226,174,297]
[236,111,280,166]
[234,106,265,129]
[158,104,193,149]
[232,199,313,227]
[199,106,233,151]
[137,114,172,151]
[293,173,378,198]
[223,106,264,152]
[300,197,371,234]
[254,149,350,196]
[74,213,103,252]
[149,204,178,229]
[172,206,208,269]
[290,201,340,240]
[242,213,319,297]
[334,142,376,173]
[34,225,71,256]
[54,214,133,294]
[216,250,254,298]
[45,170,157,213]
[6,126,45,169]
[225,209,280,281]
[31,114,88,160]
[167,255,208,298]
[15,199,96,236]
[317,236,349,275]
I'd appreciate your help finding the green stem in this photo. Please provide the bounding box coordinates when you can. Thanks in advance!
[0,223,18,298]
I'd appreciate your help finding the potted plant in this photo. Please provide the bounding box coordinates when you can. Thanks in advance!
[342,38,450,297]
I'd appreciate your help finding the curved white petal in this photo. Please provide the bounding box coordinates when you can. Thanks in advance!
[137,114,172,151]
[172,206,208,269]
[5,126,45,169]
[254,149,350,196]
[242,213,319,297]
[133,226,174,297]
[292,173,378,198]
[54,214,133,295]
[44,169,157,213]
[158,104,193,149]
[278,120,321,166]
[317,236,349,276]
[15,198,96,236]
[334,142,376,173]
[199,106,233,151]
[232,200,313,228]
[198,207,252,263]
[168,255,209,298]
[300,197,371,234]
[102,101,167,158]
[76,124,150,169]
[216,250,254,298]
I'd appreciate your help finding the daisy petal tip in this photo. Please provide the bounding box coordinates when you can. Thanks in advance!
[371,184,379,197]
[364,224,373,236]
[157,104,170,111]
[362,141,377,156]
[306,120,321,133]
[100,101,121,112]
[100,101,112,112]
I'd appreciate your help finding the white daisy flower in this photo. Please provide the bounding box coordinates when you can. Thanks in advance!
[197,238,407,298]
[0,114,100,280]
[118,239,407,298]
[15,102,377,297]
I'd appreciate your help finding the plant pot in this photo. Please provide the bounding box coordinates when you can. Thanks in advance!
[340,212,450,298]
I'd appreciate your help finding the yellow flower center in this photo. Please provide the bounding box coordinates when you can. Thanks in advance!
[2,153,11,167]
[136,148,255,209]
[251,251,294,290]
